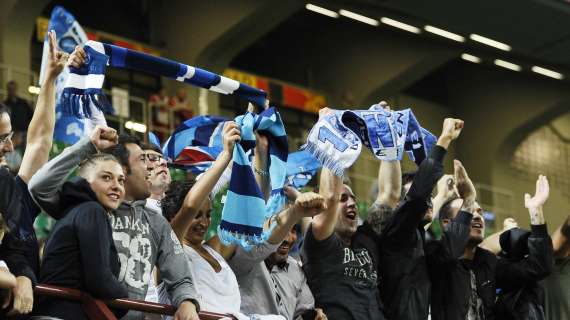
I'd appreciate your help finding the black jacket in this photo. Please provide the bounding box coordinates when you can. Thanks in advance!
[0,166,41,282]
[429,224,553,320]
[430,245,497,320]
[34,177,128,320]
[495,225,554,320]
[379,145,453,320]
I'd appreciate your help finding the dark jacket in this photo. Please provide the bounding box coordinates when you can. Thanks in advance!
[0,167,41,286]
[34,177,128,320]
[430,245,498,320]
[495,225,554,320]
[429,224,553,320]
[379,145,450,320]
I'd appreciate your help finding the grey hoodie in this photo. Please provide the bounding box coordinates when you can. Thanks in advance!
[28,137,199,319]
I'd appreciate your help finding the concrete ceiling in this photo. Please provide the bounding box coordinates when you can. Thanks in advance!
[333,0,570,67]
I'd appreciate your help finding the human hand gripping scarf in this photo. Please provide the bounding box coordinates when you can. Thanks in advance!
[303,104,437,176]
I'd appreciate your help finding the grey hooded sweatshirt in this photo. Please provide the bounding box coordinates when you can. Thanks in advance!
[28,137,199,319]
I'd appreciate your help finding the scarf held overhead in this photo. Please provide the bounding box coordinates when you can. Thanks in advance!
[61,40,268,120]
[303,105,436,176]
[218,107,288,249]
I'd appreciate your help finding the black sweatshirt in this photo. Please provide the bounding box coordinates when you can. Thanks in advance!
[379,145,456,320]
[34,178,128,319]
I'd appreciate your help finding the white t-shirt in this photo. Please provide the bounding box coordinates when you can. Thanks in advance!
[159,244,241,314]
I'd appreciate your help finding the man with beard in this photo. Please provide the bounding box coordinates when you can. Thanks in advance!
[432,175,553,320]
[377,117,469,320]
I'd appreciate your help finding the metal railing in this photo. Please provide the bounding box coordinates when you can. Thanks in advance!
[35,284,236,320]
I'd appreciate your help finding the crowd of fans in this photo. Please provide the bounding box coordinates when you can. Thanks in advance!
[0,31,569,320]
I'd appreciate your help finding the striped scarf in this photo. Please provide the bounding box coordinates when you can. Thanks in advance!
[218,107,288,249]
[61,40,267,118]
[303,105,436,176]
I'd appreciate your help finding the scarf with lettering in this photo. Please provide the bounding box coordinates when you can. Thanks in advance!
[303,105,436,176]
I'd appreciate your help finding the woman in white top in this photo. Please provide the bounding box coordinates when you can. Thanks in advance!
[158,122,318,320]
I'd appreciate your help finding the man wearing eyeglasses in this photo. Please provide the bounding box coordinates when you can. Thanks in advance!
[142,144,171,213]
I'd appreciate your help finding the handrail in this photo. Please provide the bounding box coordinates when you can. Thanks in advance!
[35,284,235,320]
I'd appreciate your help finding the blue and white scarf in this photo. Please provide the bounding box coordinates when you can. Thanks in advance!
[39,6,102,144]
[61,40,268,119]
[303,105,436,176]
[286,150,321,189]
[218,107,288,249]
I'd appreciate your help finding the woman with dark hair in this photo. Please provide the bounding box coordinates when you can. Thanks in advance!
[34,153,128,319]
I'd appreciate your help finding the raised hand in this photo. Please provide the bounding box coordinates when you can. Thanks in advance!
[436,174,458,200]
[437,118,464,149]
[454,160,476,202]
[291,192,327,218]
[318,107,336,121]
[45,30,70,80]
[67,44,87,69]
[525,175,550,211]
[221,121,240,156]
[90,126,118,151]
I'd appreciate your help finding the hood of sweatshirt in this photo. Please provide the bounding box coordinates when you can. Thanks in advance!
[60,176,100,213]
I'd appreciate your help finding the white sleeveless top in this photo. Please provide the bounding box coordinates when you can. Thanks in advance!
[159,244,241,314]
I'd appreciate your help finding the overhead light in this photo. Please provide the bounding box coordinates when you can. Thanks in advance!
[425,25,464,42]
[470,34,511,51]
[125,121,147,133]
[494,59,521,72]
[531,66,564,80]
[305,4,339,18]
[380,17,421,34]
[28,85,41,95]
[339,9,379,26]
[461,53,481,63]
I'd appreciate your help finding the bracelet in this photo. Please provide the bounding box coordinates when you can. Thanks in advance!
[254,167,269,177]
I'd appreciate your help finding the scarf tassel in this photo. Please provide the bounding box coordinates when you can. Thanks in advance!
[301,141,347,177]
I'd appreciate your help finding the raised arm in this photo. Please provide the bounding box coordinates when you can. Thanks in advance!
[552,215,570,258]
[497,175,554,285]
[384,118,464,240]
[18,31,70,183]
[171,122,239,242]
[28,126,117,218]
[375,102,401,209]
[253,132,271,201]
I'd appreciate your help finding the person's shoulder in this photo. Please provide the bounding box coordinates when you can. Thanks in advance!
[476,247,498,263]
[70,201,106,217]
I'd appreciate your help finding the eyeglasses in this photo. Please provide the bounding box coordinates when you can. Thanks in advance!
[145,153,164,162]
[0,131,13,144]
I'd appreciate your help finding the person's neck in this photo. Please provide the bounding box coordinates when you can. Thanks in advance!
[149,192,164,201]
[463,245,477,260]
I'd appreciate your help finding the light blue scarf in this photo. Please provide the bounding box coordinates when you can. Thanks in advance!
[303,105,436,176]
[218,107,288,249]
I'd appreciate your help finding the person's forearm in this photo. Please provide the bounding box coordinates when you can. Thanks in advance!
[253,149,270,201]
[407,146,446,201]
[529,207,546,225]
[171,151,231,240]
[17,78,57,182]
[377,160,401,208]
[26,76,56,146]
[28,137,97,218]
[267,207,301,245]
[312,168,343,240]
